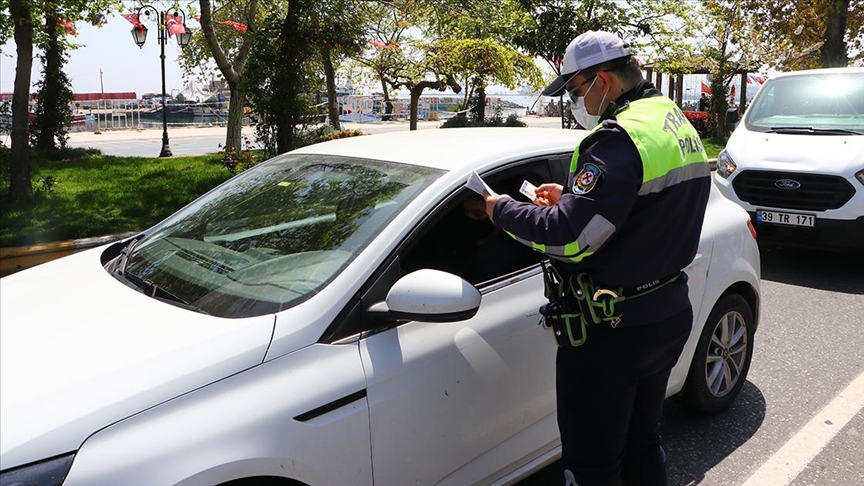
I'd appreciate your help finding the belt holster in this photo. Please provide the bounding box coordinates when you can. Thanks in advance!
[539,261,588,347]
[539,262,627,347]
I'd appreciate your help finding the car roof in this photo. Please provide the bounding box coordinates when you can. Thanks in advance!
[292,127,586,172]
[769,66,864,79]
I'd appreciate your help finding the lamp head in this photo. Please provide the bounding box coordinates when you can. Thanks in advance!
[176,28,192,47]
[131,25,148,48]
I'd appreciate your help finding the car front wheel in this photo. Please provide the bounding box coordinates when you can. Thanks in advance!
[682,293,755,414]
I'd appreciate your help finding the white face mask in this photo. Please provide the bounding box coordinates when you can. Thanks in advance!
[570,96,600,130]
[569,76,608,130]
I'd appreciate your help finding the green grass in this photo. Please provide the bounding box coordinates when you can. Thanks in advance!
[1,148,232,247]
[703,138,727,160]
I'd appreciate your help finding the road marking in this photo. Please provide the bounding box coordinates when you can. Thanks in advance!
[742,370,864,486]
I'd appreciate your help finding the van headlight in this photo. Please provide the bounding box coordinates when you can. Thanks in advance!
[0,453,75,486]
[856,169,864,186]
[716,149,737,179]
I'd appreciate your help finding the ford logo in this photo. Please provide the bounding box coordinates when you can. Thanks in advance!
[775,179,802,190]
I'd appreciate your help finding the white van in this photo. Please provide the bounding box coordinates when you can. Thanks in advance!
[713,67,864,251]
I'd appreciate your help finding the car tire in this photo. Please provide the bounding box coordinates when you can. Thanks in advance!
[681,293,755,414]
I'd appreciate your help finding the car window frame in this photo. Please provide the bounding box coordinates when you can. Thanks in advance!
[318,154,571,345]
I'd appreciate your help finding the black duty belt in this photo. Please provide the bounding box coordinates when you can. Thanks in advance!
[592,272,683,303]
[539,261,682,348]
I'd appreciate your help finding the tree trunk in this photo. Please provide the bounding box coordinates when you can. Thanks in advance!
[322,46,341,130]
[476,84,487,123]
[8,0,34,201]
[409,86,421,131]
[200,0,257,153]
[381,79,393,121]
[409,81,442,130]
[820,0,850,68]
[37,6,65,149]
[225,85,245,152]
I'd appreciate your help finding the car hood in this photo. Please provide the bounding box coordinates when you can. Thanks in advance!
[727,128,864,174]
[0,247,276,471]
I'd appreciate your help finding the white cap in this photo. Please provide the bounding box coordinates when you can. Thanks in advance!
[542,31,634,97]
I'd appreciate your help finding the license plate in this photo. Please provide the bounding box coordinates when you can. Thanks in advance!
[756,209,816,227]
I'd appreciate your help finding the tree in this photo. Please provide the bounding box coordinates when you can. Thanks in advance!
[31,2,74,150]
[3,0,119,201]
[354,0,426,121]
[742,0,863,70]
[511,0,698,127]
[821,0,851,67]
[197,0,258,155]
[311,0,365,131]
[439,38,543,122]
[7,0,35,201]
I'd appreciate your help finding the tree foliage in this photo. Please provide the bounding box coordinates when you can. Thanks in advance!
[739,0,863,70]
[190,0,259,154]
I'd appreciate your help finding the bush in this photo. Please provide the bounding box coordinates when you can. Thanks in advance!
[683,111,711,139]
[219,135,261,176]
[293,125,366,149]
[440,113,471,128]
[440,99,527,129]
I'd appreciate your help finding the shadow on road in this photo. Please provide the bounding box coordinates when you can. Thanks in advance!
[759,246,864,295]
[664,380,766,485]
[516,381,767,486]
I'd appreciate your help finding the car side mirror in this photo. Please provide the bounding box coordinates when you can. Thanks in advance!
[368,269,481,323]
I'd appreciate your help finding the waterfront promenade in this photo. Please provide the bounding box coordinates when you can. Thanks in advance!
[66,116,566,157]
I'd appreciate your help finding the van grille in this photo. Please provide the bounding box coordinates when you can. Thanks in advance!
[731,170,855,211]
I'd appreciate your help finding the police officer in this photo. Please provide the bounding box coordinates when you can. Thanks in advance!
[483,31,710,485]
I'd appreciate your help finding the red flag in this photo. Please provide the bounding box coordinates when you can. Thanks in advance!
[748,74,765,85]
[121,13,144,32]
[701,82,712,95]
[165,14,186,37]
[57,18,77,36]
[220,20,247,33]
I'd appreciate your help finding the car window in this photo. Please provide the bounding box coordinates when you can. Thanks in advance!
[111,154,443,318]
[401,160,553,286]
[746,71,864,133]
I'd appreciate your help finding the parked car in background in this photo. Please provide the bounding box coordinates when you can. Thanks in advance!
[0,128,761,486]
[714,67,864,251]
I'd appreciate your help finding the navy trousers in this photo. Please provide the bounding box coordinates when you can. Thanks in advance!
[556,306,692,486]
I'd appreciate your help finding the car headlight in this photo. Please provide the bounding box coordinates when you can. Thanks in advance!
[716,149,737,179]
[856,169,864,187]
[0,453,75,486]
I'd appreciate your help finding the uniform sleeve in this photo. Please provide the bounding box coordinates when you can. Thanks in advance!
[492,124,643,263]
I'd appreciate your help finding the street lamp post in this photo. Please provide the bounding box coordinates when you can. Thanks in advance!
[130,5,192,157]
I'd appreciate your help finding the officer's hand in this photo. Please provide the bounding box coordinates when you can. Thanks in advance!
[535,184,563,206]
[483,193,510,223]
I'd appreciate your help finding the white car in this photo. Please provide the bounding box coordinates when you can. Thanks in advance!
[714,67,864,251]
[0,128,760,486]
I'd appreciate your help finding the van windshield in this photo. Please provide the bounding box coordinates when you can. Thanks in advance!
[745,71,864,134]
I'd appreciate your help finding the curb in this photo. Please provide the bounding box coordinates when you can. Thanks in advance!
[0,232,138,277]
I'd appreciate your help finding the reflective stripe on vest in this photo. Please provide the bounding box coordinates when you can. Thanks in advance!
[545,96,708,263]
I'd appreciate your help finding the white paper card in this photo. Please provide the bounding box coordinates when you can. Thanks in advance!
[519,180,537,201]
[466,170,497,196]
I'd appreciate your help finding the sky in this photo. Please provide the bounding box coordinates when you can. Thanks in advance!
[1,12,192,97]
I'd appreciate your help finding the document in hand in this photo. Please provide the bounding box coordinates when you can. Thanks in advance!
[466,170,497,197]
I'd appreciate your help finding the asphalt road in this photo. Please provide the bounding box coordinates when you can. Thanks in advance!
[65,117,566,157]
[519,246,864,486]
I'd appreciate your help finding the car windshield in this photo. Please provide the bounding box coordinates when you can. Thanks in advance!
[115,154,443,318]
[745,71,864,133]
